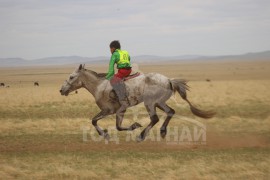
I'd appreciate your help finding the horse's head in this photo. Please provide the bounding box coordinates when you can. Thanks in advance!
[60,64,85,96]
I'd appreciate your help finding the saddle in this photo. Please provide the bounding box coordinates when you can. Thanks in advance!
[109,72,141,103]
[123,72,141,81]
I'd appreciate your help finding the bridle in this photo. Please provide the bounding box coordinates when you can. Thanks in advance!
[64,80,78,95]
[65,80,73,86]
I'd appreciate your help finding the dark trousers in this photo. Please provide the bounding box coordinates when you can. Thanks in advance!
[110,68,132,102]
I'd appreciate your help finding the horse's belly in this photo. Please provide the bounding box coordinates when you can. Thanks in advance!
[127,85,144,106]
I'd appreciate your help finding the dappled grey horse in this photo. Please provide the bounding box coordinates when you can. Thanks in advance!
[60,64,214,141]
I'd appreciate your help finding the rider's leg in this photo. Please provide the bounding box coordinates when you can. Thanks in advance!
[110,68,132,107]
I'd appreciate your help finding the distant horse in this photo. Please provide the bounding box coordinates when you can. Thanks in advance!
[0,83,5,87]
[60,64,215,141]
[34,82,39,86]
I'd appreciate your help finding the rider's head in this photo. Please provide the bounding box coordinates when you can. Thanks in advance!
[110,40,121,54]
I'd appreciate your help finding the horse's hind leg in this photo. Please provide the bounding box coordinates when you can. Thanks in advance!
[116,110,142,131]
[137,104,159,142]
[157,103,175,138]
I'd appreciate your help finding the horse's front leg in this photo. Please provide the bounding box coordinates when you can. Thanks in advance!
[116,109,142,131]
[91,110,111,140]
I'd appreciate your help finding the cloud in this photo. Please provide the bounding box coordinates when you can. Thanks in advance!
[0,0,270,59]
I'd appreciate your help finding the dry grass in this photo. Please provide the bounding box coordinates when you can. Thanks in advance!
[0,149,269,179]
[0,60,270,179]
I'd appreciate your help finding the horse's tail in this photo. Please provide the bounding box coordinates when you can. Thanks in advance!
[170,79,215,119]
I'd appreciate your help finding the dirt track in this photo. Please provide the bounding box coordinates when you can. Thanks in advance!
[1,132,269,154]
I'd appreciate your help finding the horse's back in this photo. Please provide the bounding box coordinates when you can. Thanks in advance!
[125,73,172,106]
[125,72,171,90]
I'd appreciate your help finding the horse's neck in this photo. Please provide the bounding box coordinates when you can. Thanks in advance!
[81,71,103,96]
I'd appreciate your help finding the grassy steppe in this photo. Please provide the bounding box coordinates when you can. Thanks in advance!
[0,60,270,179]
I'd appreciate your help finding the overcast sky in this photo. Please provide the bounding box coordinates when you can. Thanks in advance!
[0,0,270,59]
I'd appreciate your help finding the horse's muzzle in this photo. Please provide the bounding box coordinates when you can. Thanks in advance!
[59,89,69,96]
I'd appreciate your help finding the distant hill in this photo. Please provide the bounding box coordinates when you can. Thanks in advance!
[0,58,31,67]
[201,51,270,61]
[0,56,108,67]
[0,51,270,67]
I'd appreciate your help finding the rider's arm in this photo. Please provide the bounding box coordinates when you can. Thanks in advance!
[105,53,117,80]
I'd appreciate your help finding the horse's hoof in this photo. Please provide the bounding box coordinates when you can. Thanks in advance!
[160,127,167,139]
[104,133,110,140]
[136,135,144,142]
[160,130,167,139]
[130,122,143,130]
[135,122,143,127]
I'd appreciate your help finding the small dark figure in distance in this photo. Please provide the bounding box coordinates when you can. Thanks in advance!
[34,82,39,86]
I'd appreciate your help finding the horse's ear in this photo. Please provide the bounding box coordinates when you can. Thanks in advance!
[78,64,82,71]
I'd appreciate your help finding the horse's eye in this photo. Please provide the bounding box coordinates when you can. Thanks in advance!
[70,76,74,80]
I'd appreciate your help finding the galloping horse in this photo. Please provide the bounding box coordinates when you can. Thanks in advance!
[60,64,214,141]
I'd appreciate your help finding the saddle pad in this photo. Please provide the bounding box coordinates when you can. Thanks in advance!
[124,72,141,81]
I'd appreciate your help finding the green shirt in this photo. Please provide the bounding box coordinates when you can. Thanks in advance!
[105,49,131,80]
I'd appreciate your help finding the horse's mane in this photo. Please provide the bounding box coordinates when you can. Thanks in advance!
[85,69,107,79]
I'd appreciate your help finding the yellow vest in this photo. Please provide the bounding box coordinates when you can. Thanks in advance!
[116,49,130,65]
